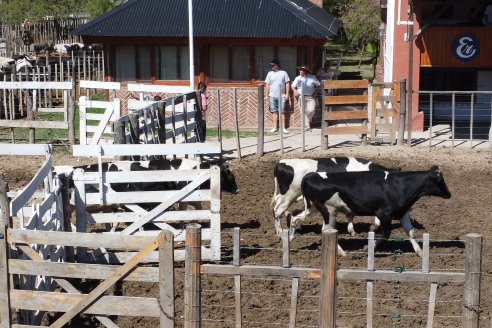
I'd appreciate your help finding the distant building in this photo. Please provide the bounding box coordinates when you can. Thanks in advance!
[73,0,342,129]
[73,0,341,86]
[381,0,492,131]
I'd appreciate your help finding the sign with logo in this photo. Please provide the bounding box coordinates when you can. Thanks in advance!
[452,34,480,62]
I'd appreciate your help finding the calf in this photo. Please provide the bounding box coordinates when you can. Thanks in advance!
[296,166,451,256]
[272,157,392,237]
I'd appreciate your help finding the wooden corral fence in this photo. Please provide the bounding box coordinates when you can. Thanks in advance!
[1,18,87,56]
[321,80,400,149]
[1,227,175,327]
[127,83,192,101]
[198,227,482,328]
[78,96,121,145]
[369,81,401,144]
[71,143,223,262]
[0,144,72,325]
[118,91,201,145]
[78,80,120,101]
[0,81,75,144]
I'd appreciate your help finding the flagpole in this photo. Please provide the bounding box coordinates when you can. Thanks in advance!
[188,0,194,89]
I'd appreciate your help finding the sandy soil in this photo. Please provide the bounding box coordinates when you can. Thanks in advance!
[1,145,491,327]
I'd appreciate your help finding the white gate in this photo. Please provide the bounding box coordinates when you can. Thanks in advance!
[71,143,222,262]
[78,96,121,145]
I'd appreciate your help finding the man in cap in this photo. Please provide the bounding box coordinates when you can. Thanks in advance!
[292,64,320,130]
[265,59,290,133]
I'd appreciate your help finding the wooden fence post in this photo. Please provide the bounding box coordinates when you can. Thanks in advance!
[68,62,76,148]
[58,174,74,262]
[462,233,482,328]
[159,230,175,328]
[257,84,264,156]
[319,228,338,328]
[233,227,242,328]
[0,174,12,327]
[184,224,201,328]
[216,89,223,160]
[232,88,241,159]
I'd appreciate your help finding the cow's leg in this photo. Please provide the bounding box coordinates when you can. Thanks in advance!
[289,197,315,241]
[274,190,299,237]
[320,218,347,257]
[273,197,291,237]
[370,216,381,232]
[400,212,423,257]
[346,214,356,236]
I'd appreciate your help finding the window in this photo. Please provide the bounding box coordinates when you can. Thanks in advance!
[278,46,297,79]
[115,45,136,82]
[210,45,229,83]
[157,46,190,80]
[137,46,152,81]
[255,46,297,81]
[255,47,274,81]
[231,46,251,81]
[210,45,252,82]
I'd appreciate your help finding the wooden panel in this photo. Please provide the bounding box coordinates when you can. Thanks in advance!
[421,27,492,67]
[7,229,156,250]
[9,259,159,282]
[325,110,368,120]
[72,143,221,157]
[337,269,464,283]
[0,120,68,129]
[324,126,368,135]
[10,290,159,317]
[201,264,321,279]
[324,95,368,105]
[323,80,369,89]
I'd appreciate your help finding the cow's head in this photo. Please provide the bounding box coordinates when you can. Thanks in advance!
[220,163,239,194]
[427,165,451,199]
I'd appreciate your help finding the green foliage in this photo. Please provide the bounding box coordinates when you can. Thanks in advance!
[338,0,380,52]
[0,0,121,24]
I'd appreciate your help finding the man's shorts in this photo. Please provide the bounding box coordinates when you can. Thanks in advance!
[269,96,286,113]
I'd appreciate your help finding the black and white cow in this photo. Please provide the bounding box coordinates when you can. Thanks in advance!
[271,157,394,238]
[0,57,15,77]
[295,166,451,256]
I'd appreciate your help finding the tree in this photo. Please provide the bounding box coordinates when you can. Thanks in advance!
[0,0,123,24]
[337,0,381,59]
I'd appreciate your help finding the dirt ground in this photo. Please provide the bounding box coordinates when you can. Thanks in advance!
[1,145,491,327]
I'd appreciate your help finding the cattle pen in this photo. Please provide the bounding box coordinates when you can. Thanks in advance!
[0,143,488,327]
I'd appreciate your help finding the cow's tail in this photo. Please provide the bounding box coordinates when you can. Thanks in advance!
[271,163,280,208]
[300,174,311,211]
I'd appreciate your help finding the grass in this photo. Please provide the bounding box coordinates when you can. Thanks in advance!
[324,41,376,81]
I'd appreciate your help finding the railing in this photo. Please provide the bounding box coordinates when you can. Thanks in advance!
[418,90,492,148]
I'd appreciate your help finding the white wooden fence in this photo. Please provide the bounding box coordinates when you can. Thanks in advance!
[0,144,69,325]
[71,143,223,261]
[78,96,121,145]
[0,81,72,129]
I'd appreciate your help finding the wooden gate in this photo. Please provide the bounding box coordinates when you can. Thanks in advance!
[321,80,369,149]
[2,229,174,327]
[71,143,222,262]
[368,81,400,144]
[78,96,121,145]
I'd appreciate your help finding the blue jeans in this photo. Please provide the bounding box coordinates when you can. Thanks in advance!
[269,97,286,113]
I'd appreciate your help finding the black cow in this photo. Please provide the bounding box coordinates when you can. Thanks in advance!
[296,166,451,256]
[272,157,393,237]
[54,158,238,197]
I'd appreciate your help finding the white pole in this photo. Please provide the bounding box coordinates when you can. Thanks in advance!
[188,0,195,89]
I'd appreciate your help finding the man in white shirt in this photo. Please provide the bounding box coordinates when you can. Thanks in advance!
[265,59,291,133]
[292,65,320,130]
